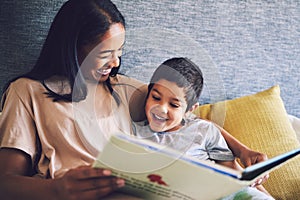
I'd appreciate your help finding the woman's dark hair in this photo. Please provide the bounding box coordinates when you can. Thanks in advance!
[3,0,125,102]
[148,57,204,111]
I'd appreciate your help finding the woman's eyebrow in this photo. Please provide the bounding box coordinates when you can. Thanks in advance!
[99,42,126,53]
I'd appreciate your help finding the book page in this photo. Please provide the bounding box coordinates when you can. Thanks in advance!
[93,134,250,199]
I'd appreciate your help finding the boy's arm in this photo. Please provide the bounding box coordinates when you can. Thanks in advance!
[213,123,268,167]
[215,159,243,171]
[189,105,268,166]
[215,124,270,188]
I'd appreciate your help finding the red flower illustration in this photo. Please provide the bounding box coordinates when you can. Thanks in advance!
[147,174,168,186]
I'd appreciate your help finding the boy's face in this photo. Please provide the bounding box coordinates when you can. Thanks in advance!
[145,79,188,132]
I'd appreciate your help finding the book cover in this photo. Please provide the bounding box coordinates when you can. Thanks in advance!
[93,134,300,200]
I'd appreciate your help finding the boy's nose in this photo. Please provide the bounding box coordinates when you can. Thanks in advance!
[159,104,168,114]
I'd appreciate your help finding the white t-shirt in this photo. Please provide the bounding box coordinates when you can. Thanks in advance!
[133,115,235,162]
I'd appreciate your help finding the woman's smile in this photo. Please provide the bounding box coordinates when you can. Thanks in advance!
[96,68,112,76]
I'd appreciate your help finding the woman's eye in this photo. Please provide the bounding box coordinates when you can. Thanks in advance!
[98,52,111,59]
[97,48,124,59]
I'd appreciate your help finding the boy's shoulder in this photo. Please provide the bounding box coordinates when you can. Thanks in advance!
[183,114,221,134]
[185,114,213,126]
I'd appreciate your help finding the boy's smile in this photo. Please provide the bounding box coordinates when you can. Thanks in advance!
[145,79,188,132]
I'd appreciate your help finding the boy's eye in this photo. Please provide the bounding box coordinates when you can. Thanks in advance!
[170,103,180,108]
[152,95,160,101]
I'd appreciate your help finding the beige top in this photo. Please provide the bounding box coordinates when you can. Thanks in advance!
[0,75,144,178]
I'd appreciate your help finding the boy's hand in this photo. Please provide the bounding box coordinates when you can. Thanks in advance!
[239,149,270,187]
[239,149,268,167]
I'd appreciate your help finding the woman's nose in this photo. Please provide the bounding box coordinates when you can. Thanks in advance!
[109,54,120,68]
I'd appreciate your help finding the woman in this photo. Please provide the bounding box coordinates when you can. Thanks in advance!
[0,0,267,199]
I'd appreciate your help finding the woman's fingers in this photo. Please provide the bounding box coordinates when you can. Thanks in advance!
[73,176,125,199]
[55,166,125,199]
[70,166,112,179]
[79,176,125,191]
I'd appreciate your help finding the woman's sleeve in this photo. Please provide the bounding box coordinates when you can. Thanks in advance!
[0,81,38,160]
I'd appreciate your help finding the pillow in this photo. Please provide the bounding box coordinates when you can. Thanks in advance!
[193,85,300,199]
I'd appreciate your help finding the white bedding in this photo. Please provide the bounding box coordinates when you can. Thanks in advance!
[288,114,300,142]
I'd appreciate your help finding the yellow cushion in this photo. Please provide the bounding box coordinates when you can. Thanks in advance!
[193,85,300,199]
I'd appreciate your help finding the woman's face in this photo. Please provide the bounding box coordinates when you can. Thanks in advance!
[79,23,125,83]
[145,79,188,132]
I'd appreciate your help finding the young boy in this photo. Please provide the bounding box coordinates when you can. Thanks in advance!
[133,57,273,199]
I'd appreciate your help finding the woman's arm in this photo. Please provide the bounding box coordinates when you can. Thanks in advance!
[0,148,124,200]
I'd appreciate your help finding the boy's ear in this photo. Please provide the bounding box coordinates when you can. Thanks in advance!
[189,102,199,112]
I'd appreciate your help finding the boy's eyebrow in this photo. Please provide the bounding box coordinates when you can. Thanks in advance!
[172,98,182,103]
[152,88,161,95]
[152,88,183,103]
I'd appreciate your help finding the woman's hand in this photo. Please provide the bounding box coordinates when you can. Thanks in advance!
[0,148,124,200]
[54,166,125,200]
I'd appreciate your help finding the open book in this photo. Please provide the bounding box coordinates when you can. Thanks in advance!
[93,134,300,200]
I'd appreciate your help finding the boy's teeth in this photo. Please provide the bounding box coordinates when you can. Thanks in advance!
[154,114,165,120]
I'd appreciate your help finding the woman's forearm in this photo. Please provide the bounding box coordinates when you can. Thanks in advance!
[0,148,59,200]
[0,174,57,200]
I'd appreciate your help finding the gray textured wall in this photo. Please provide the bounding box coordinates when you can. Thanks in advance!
[0,0,299,117]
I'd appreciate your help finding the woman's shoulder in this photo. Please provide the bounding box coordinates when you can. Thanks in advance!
[113,74,145,87]
[1,78,42,109]
[9,78,41,91]
[11,77,39,86]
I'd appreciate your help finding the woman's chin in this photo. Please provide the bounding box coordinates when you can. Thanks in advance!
[91,74,110,83]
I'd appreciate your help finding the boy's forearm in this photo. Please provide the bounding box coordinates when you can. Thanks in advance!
[216,124,249,157]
